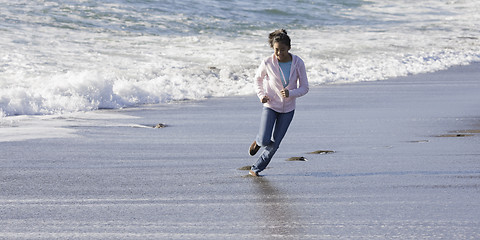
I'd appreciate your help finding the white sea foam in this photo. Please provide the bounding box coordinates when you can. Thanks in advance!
[0,0,479,118]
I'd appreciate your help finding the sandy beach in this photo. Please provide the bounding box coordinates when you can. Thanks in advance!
[1,63,480,239]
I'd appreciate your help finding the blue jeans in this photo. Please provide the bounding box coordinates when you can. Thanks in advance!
[251,107,294,173]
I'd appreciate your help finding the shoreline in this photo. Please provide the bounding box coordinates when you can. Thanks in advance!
[1,63,480,239]
[1,62,480,143]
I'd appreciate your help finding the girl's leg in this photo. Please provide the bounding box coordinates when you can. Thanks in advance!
[255,107,277,147]
[251,110,294,173]
[272,110,294,148]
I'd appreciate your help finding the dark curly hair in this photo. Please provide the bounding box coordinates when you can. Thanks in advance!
[268,29,291,48]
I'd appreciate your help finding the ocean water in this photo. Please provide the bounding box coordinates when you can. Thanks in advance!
[1,0,479,117]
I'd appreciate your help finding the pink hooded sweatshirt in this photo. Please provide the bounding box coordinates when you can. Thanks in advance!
[254,53,309,113]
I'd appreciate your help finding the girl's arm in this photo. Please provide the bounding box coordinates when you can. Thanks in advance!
[288,59,309,98]
[254,60,268,101]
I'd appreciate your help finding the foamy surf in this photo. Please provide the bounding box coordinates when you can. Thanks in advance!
[1,0,479,117]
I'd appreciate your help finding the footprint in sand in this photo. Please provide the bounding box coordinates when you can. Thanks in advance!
[286,156,308,161]
[308,150,335,154]
[286,150,335,161]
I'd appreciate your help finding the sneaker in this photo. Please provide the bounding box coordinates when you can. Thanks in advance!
[249,170,260,177]
[249,141,260,156]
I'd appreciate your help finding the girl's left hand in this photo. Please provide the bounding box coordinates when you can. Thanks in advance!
[281,89,289,98]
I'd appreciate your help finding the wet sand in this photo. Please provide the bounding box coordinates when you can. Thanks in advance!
[1,63,480,239]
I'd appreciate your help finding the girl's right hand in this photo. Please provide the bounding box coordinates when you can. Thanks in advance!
[261,96,270,103]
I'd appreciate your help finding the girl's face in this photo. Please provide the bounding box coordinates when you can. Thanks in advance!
[273,42,291,62]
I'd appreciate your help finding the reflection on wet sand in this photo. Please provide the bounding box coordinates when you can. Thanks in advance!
[251,177,301,238]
